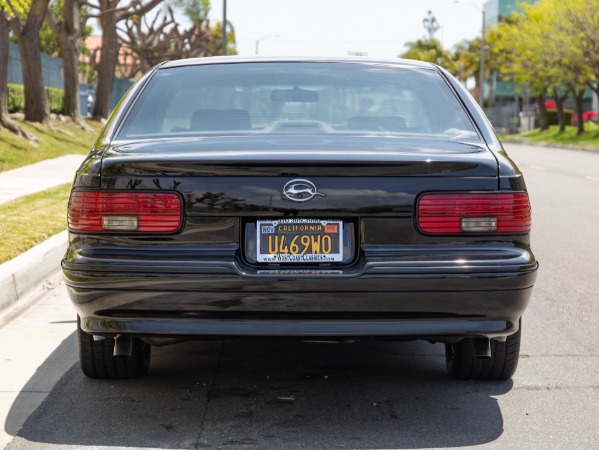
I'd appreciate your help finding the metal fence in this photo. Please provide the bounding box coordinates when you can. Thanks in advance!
[8,42,64,88]
[484,104,521,135]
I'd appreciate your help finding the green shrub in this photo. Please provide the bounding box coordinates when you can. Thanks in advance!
[544,109,573,126]
[6,84,64,114]
[7,84,25,113]
[45,87,64,113]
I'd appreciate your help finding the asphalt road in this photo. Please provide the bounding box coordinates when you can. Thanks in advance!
[3,143,599,449]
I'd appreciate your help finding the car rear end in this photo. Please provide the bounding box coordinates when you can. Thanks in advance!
[62,58,537,379]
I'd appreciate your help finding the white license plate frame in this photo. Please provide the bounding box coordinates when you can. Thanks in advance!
[256,219,343,263]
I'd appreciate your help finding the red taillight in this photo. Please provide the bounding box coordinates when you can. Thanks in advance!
[417,192,531,234]
[68,191,182,233]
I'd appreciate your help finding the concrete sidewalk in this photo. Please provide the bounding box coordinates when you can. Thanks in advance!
[0,271,76,449]
[0,154,85,204]
[0,157,84,446]
[0,155,84,311]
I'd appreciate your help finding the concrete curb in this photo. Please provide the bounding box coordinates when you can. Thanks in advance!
[0,231,67,311]
[502,138,599,154]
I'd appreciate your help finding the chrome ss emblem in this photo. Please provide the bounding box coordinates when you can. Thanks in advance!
[282,179,325,202]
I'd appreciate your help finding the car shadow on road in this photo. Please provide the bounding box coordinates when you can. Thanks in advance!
[7,338,512,449]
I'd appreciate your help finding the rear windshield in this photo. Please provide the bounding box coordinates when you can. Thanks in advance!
[117,62,480,142]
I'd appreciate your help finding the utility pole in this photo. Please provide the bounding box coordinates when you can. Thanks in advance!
[222,0,227,56]
[256,35,280,55]
[422,10,440,39]
[479,9,485,108]
[453,1,486,107]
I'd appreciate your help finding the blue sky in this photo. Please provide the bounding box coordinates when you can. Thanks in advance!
[207,0,486,57]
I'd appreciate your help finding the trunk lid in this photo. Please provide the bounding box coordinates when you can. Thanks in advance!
[101,135,498,178]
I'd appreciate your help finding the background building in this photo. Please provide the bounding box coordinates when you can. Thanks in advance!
[484,0,537,27]
[483,0,537,109]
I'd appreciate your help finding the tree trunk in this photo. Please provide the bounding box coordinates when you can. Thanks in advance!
[46,0,91,127]
[18,0,50,123]
[1,12,38,140]
[93,12,118,119]
[57,33,81,120]
[552,90,566,134]
[91,0,163,120]
[0,12,19,132]
[60,0,82,121]
[574,88,585,136]
[535,94,548,131]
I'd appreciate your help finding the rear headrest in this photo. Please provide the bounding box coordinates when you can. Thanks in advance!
[190,109,252,131]
[347,116,407,132]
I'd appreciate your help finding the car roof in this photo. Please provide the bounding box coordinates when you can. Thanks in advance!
[160,56,436,70]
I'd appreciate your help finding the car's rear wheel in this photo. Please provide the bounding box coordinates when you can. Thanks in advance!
[77,316,151,379]
[445,322,521,380]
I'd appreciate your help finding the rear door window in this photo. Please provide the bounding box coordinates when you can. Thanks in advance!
[117,62,480,143]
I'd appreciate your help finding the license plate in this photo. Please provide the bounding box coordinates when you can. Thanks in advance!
[256,219,343,263]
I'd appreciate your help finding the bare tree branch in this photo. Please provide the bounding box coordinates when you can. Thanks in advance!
[116,3,216,79]
[44,6,60,35]
[115,0,163,22]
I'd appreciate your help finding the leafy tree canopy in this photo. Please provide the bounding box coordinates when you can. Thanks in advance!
[400,38,456,74]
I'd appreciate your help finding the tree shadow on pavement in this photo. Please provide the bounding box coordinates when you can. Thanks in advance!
[7,339,512,449]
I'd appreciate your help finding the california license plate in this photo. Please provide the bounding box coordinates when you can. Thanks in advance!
[257,219,343,263]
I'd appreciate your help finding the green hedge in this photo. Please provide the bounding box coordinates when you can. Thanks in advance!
[7,83,64,114]
[7,84,24,112]
[45,87,64,113]
[544,109,573,126]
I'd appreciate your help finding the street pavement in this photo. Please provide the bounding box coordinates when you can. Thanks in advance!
[1,143,598,449]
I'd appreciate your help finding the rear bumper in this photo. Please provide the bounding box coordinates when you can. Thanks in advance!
[63,247,537,340]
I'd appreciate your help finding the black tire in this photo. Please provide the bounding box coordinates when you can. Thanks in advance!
[77,316,151,379]
[445,322,521,380]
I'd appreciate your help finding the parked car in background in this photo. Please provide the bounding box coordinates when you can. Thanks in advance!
[63,57,537,381]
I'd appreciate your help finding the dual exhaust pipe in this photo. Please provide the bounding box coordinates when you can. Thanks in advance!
[473,338,492,359]
[113,334,132,357]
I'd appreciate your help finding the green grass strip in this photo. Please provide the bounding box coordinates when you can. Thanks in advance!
[505,123,599,150]
[0,183,71,264]
[0,119,102,172]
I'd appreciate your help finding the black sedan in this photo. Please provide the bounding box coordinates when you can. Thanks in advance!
[63,57,537,381]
